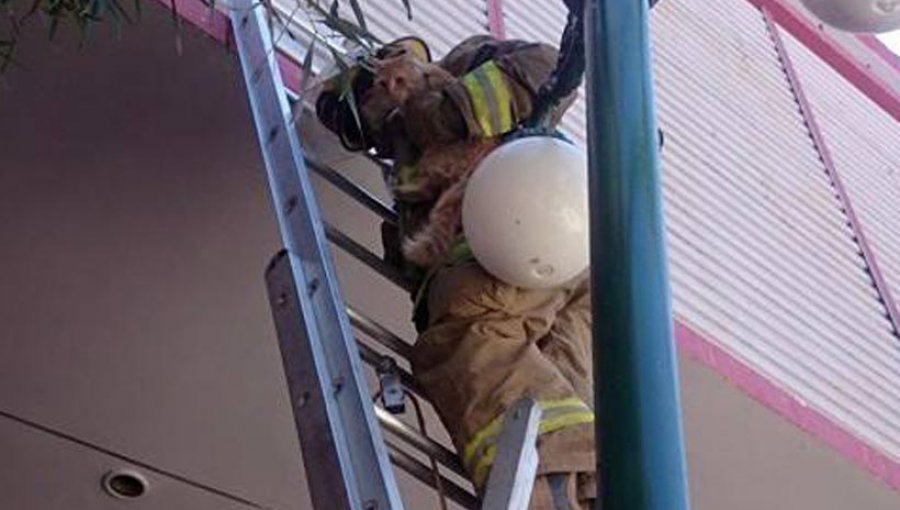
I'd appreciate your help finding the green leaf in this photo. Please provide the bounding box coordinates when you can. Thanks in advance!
[86,0,102,19]
[168,0,184,55]
[324,45,363,134]
[307,0,381,48]
[95,0,122,28]
[47,14,61,40]
[348,0,366,32]
[24,0,43,18]
[0,39,18,72]
[5,1,22,36]
[344,83,363,139]
[299,39,316,90]
[292,38,316,125]
[326,42,349,71]
[109,0,136,24]
[399,0,411,20]
[275,2,306,46]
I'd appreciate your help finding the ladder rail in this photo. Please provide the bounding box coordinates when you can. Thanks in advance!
[304,98,549,510]
[232,1,405,507]
[325,223,416,292]
[479,399,542,510]
[302,143,484,508]
[247,11,545,508]
[347,306,414,361]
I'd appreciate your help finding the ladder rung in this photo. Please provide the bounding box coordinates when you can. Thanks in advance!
[325,223,416,292]
[375,407,467,478]
[385,438,480,510]
[347,306,414,360]
[287,97,393,210]
[307,158,399,224]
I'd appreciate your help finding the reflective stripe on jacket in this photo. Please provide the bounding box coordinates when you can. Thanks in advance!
[464,397,595,488]
[456,60,516,137]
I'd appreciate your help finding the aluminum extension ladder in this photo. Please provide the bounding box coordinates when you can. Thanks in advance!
[230,2,541,509]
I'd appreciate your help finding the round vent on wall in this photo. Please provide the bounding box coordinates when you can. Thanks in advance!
[102,469,149,500]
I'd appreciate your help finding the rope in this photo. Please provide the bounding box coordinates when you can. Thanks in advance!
[407,391,450,510]
[372,388,450,510]
[526,0,663,128]
[526,0,586,128]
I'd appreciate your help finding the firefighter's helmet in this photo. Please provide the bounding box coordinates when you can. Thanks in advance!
[315,37,431,155]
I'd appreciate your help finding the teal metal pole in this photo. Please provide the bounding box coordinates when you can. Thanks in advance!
[584,1,691,509]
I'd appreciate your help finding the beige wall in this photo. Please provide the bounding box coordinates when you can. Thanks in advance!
[0,3,898,509]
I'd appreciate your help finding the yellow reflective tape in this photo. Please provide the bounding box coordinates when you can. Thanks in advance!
[469,408,595,488]
[482,62,514,133]
[464,61,515,137]
[464,398,591,466]
[463,413,504,465]
[463,398,594,481]
[538,397,588,412]
[472,444,498,489]
[538,410,595,435]
[472,66,501,135]
[463,71,494,137]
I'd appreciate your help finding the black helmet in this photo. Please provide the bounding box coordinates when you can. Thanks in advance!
[315,66,374,152]
[315,37,431,154]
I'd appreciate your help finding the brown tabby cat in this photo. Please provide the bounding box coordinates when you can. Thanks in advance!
[373,54,499,268]
[373,53,454,104]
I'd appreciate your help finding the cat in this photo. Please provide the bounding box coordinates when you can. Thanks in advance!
[373,53,455,105]
[373,54,499,268]
[399,140,498,268]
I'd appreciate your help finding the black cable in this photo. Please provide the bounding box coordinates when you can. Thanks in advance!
[527,0,586,128]
[526,0,665,128]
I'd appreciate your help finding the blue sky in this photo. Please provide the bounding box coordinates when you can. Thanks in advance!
[879,30,900,54]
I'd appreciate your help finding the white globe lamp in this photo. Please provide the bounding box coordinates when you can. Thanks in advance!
[801,0,900,33]
[462,136,590,289]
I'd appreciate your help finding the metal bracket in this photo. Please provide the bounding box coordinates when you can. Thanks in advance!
[376,357,406,415]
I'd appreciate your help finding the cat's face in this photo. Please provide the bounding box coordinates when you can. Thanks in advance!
[373,55,427,105]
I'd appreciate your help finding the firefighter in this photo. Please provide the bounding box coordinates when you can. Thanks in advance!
[317,35,596,509]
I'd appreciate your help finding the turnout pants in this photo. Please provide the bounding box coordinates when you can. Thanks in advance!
[410,261,596,509]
